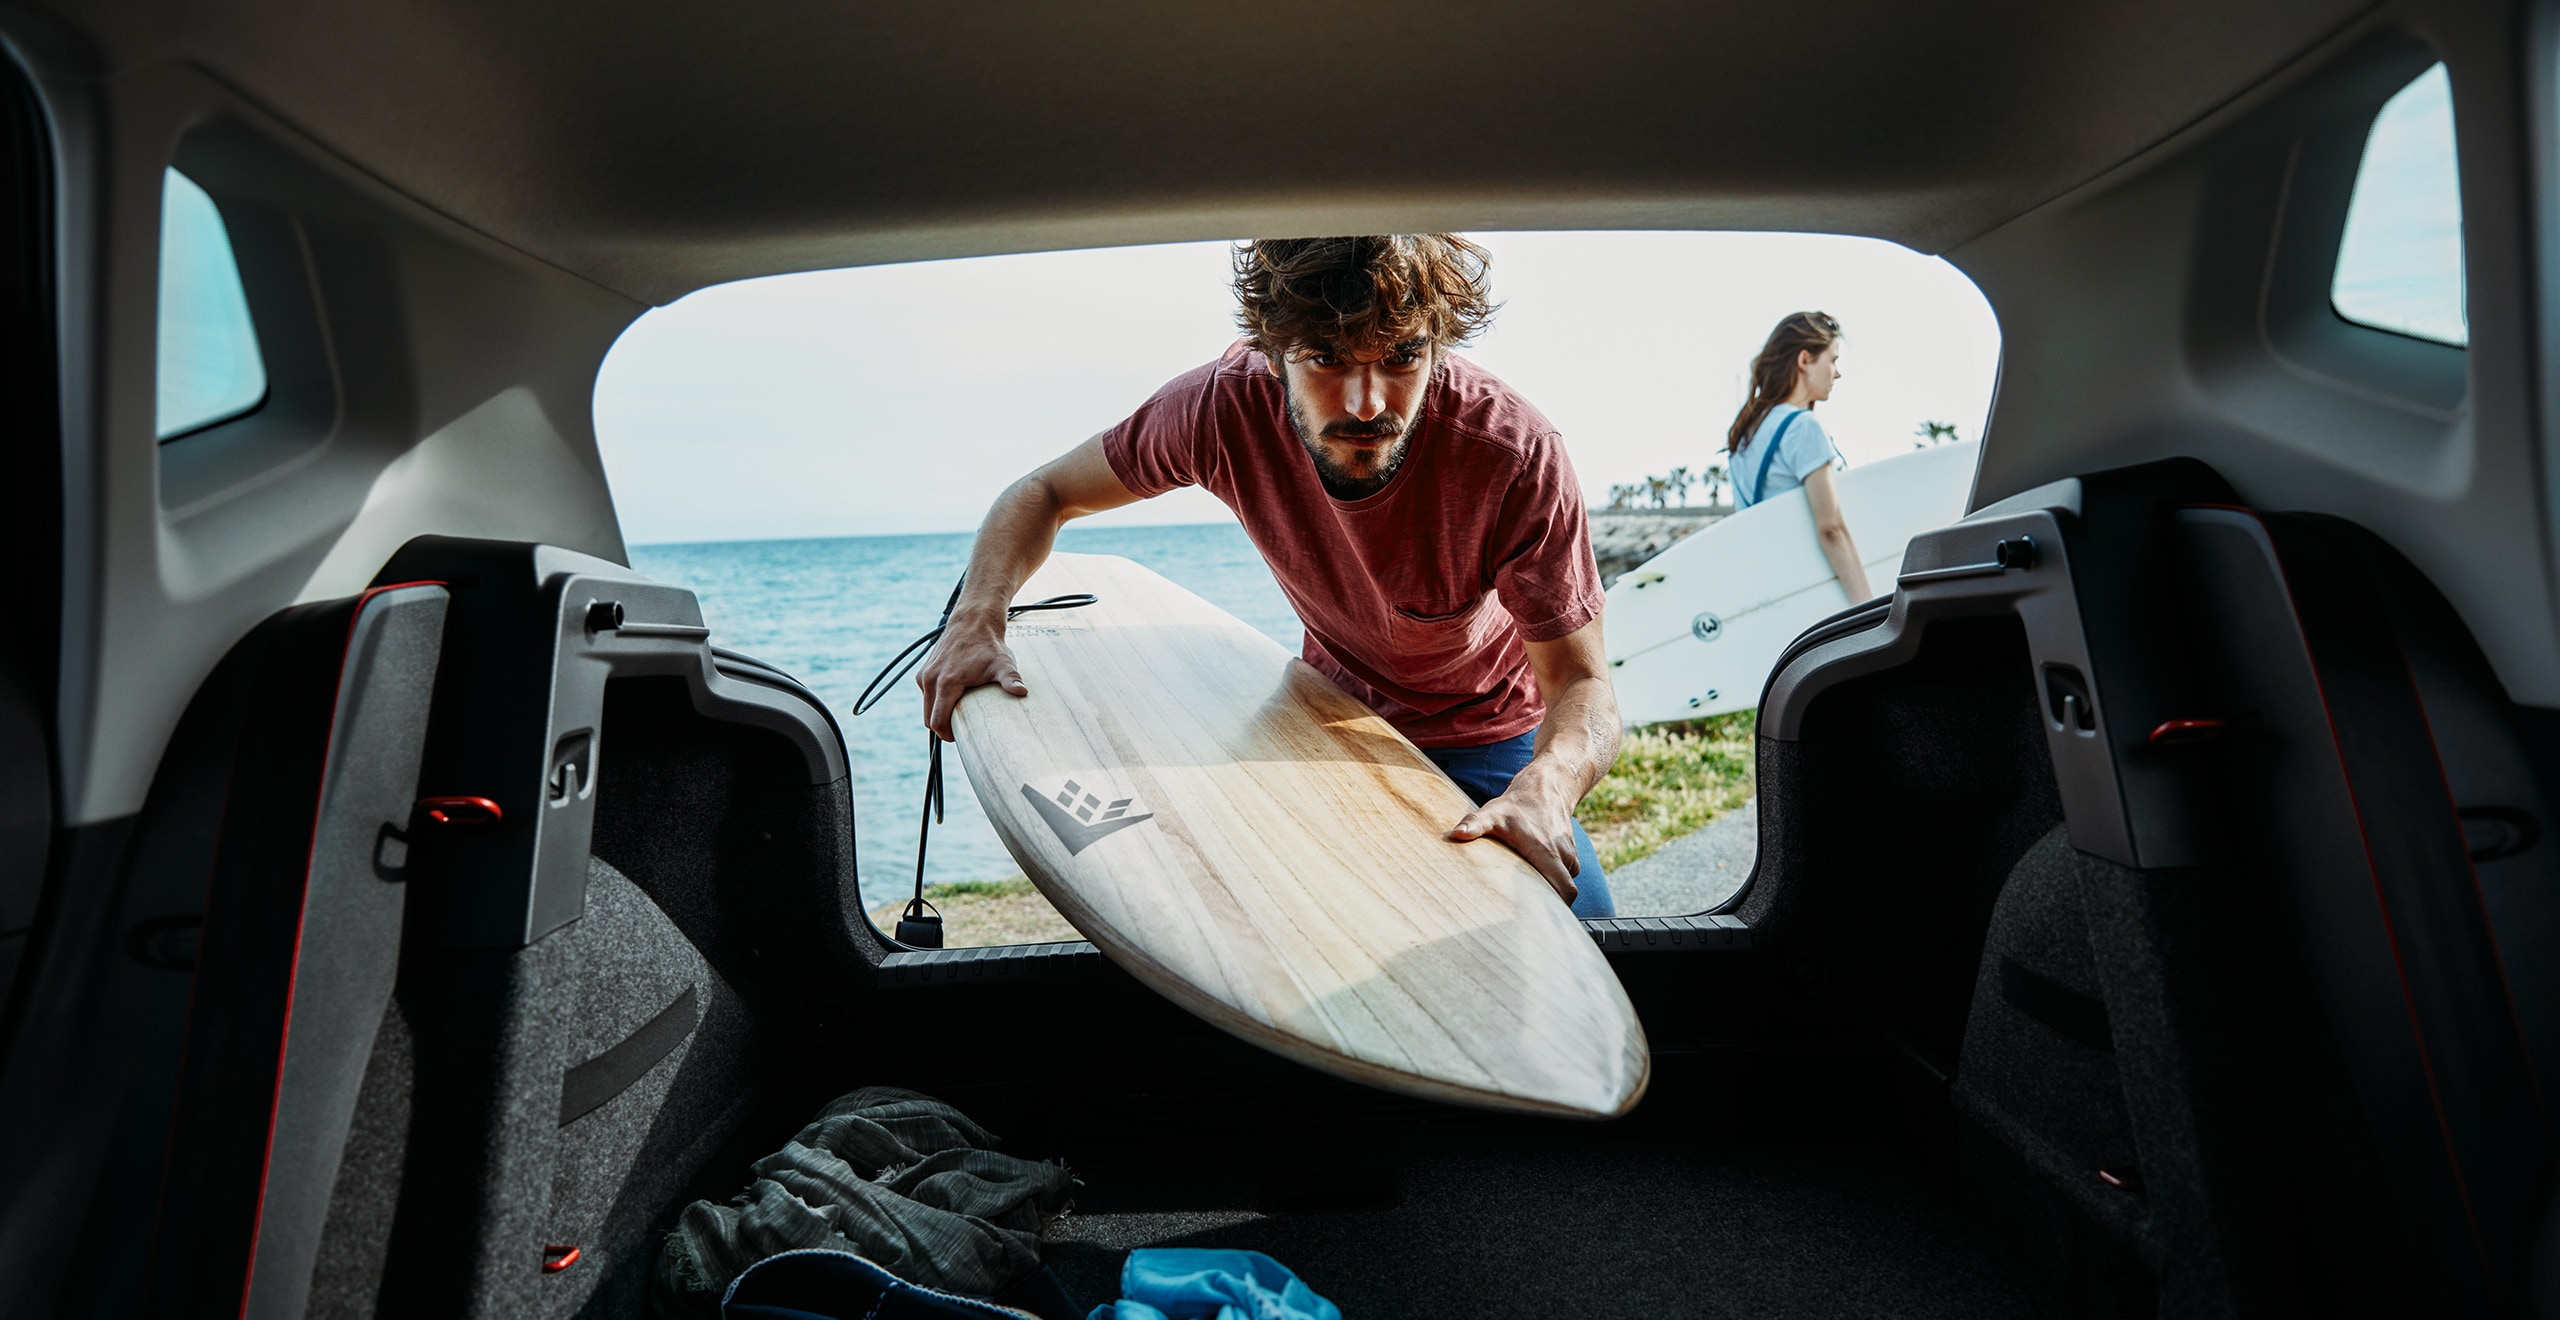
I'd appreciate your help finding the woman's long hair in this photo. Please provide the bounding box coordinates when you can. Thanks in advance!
[1726,311,1843,455]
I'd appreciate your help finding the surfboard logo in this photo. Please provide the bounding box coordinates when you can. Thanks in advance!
[1023,780,1155,855]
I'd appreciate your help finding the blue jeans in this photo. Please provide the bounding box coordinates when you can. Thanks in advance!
[1423,728,1616,919]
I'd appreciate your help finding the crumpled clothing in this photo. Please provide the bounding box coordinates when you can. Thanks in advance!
[723,1249,1048,1319]
[1085,1249,1340,1320]
[655,1086,1073,1318]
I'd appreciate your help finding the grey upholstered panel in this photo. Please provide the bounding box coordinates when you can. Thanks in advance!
[243,585,448,1320]
[306,1000,414,1318]
[445,858,756,1320]
[1953,826,2140,1238]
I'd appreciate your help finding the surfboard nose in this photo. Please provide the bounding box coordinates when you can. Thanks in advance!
[1264,905,1653,1119]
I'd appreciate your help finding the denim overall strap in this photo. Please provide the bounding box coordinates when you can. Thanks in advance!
[1747,407,1806,506]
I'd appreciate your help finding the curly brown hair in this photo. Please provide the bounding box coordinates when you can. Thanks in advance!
[1232,235,1497,361]
[1727,311,1842,455]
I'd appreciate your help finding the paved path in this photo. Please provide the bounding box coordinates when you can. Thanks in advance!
[1608,798,1757,917]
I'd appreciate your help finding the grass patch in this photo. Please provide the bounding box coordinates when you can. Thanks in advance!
[1581,711,1757,870]
[922,878,1037,899]
[869,877,1082,947]
[875,716,1757,944]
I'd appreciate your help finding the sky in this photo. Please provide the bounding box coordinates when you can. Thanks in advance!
[2332,63,2465,346]
[158,169,268,439]
[593,232,2006,545]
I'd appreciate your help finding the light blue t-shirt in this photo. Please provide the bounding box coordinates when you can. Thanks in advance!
[1731,405,1842,508]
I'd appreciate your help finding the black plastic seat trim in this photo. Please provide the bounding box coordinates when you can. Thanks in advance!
[558,984,699,1126]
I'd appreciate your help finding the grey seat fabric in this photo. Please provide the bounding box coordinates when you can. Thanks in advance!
[534,859,760,1319]
[2179,510,2552,1309]
[1955,826,2141,1237]
[343,857,759,1320]
[654,1087,1074,1317]
[1956,826,2221,1314]
[1950,501,2559,1315]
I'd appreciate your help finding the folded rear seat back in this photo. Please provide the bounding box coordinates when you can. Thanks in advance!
[375,857,755,1320]
[107,535,847,1319]
[1918,461,2273,1315]
[1953,827,2153,1308]
[357,537,854,1319]
[140,583,449,1317]
[2172,506,2552,1310]
[1763,461,2556,1313]
[1748,461,2249,1310]
[2348,528,2560,1121]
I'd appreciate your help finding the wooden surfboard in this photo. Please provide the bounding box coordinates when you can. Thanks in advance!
[949,553,1650,1119]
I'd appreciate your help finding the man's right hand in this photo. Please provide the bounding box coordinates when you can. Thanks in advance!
[917,433,1143,740]
[917,616,1026,741]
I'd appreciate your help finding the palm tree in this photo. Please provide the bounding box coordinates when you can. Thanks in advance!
[1645,475,1670,508]
[1915,420,1962,448]
[1668,466,1692,507]
[1704,463,1728,509]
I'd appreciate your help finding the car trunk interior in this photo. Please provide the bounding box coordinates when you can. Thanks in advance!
[238,545,2077,1319]
[12,1,2560,1316]
[211,454,2539,1319]
[551,617,2071,1319]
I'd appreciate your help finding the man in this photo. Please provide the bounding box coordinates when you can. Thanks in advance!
[916,234,1621,915]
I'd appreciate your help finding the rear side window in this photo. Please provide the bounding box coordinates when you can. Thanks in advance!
[156,168,267,438]
[2331,63,2466,347]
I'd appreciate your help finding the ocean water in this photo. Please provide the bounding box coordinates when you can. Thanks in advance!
[628,523,1301,909]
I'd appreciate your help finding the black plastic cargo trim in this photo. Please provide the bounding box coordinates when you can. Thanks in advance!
[872,911,1756,988]
[558,984,699,1126]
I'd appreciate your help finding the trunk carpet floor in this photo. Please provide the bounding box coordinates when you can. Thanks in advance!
[1045,1140,2036,1319]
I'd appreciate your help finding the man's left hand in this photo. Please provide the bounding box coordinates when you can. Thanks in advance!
[1447,773,1582,905]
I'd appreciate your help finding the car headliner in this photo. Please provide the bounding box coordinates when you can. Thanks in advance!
[42,0,2560,836]
[36,0,2377,302]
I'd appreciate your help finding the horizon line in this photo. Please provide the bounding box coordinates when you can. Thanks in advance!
[629,519,1245,551]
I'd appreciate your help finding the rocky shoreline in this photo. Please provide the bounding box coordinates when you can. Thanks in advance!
[1588,506,1726,587]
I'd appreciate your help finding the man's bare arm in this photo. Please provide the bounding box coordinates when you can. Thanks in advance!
[1446,614,1621,902]
[1802,466,1875,603]
[916,435,1141,739]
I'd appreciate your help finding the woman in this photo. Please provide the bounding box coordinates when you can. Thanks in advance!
[1725,311,1873,602]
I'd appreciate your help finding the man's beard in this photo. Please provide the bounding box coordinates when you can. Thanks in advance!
[1285,389,1415,500]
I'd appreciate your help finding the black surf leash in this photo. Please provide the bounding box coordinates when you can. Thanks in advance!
[854,570,1097,948]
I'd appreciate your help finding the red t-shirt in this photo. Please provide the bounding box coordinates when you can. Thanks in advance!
[1102,343,1603,748]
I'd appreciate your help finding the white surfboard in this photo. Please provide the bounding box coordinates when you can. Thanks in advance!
[1606,440,1977,724]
